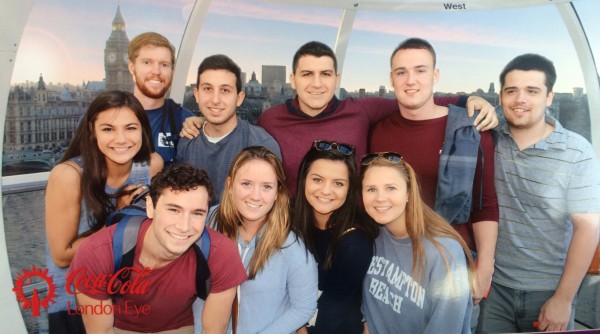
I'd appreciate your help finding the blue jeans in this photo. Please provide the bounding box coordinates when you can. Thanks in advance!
[476,282,576,333]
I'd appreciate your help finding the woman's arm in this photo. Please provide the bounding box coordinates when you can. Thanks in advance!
[45,162,85,268]
[149,152,164,177]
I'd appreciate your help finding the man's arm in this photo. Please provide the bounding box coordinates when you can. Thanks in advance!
[472,220,497,304]
[466,96,498,131]
[76,292,115,334]
[180,116,204,139]
[202,286,237,334]
[538,212,600,332]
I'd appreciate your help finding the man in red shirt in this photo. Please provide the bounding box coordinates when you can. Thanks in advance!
[369,38,499,327]
[68,164,247,333]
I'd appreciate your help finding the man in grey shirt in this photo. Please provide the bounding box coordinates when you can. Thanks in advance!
[478,53,600,333]
[177,54,281,205]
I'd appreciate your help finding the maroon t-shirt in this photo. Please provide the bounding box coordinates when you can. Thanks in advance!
[68,219,246,332]
[369,110,498,249]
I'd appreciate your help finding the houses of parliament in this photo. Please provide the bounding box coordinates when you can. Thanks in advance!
[2,5,133,175]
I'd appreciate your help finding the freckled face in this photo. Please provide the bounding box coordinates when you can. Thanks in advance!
[129,45,173,99]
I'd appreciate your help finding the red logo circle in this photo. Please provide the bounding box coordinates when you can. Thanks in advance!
[13,265,57,317]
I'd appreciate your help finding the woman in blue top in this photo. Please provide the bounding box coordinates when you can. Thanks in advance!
[45,90,163,333]
[293,140,378,334]
[209,146,317,334]
[360,152,473,334]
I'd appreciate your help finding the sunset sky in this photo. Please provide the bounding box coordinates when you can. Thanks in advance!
[10,0,600,94]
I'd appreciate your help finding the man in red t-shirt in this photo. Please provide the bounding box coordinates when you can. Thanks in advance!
[369,38,499,321]
[68,164,247,333]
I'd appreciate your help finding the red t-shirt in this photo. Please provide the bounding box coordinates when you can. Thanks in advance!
[68,219,246,332]
[369,110,498,249]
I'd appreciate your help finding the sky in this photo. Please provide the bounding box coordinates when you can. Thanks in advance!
[10,0,600,95]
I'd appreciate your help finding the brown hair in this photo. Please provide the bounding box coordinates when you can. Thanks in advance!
[128,32,176,66]
[212,146,291,279]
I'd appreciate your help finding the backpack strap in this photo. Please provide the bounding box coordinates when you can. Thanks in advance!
[193,229,211,300]
[167,100,180,150]
[111,215,146,296]
[106,204,147,227]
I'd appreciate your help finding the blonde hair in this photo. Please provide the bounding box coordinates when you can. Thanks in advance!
[362,157,474,285]
[213,146,291,279]
[128,32,176,66]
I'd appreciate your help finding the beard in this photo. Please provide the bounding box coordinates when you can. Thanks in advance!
[133,71,171,99]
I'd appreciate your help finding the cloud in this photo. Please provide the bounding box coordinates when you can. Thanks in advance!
[209,1,341,28]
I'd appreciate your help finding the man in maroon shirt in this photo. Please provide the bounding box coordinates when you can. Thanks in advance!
[369,38,498,324]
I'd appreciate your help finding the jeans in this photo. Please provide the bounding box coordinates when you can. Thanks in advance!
[476,282,576,333]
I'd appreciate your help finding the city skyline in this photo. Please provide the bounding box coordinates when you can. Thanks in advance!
[10,0,600,94]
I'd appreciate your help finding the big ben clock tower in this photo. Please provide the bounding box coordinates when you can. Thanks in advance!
[104,4,134,92]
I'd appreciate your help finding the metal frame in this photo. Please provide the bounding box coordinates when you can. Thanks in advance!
[170,0,214,101]
[557,2,600,157]
[0,0,36,331]
[1,1,599,332]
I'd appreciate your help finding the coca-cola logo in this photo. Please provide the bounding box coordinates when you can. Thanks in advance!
[66,266,151,296]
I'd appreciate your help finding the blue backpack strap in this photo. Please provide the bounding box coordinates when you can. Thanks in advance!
[106,204,146,227]
[111,215,147,296]
[112,217,128,270]
[193,229,211,300]
[197,228,210,259]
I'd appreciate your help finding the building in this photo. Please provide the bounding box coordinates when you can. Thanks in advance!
[104,5,133,92]
[245,72,263,97]
[261,65,286,88]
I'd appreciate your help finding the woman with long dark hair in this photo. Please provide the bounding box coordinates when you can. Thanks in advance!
[45,90,162,333]
[360,152,473,333]
[293,140,378,334]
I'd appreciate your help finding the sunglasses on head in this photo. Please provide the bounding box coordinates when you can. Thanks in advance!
[313,140,355,156]
[360,152,403,166]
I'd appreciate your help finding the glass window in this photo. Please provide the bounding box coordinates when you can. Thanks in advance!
[3,1,193,332]
[5,0,194,176]
[185,0,341,118]
[344,4,592,140]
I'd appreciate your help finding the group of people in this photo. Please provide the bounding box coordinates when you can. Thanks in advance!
[43,31,600,334]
